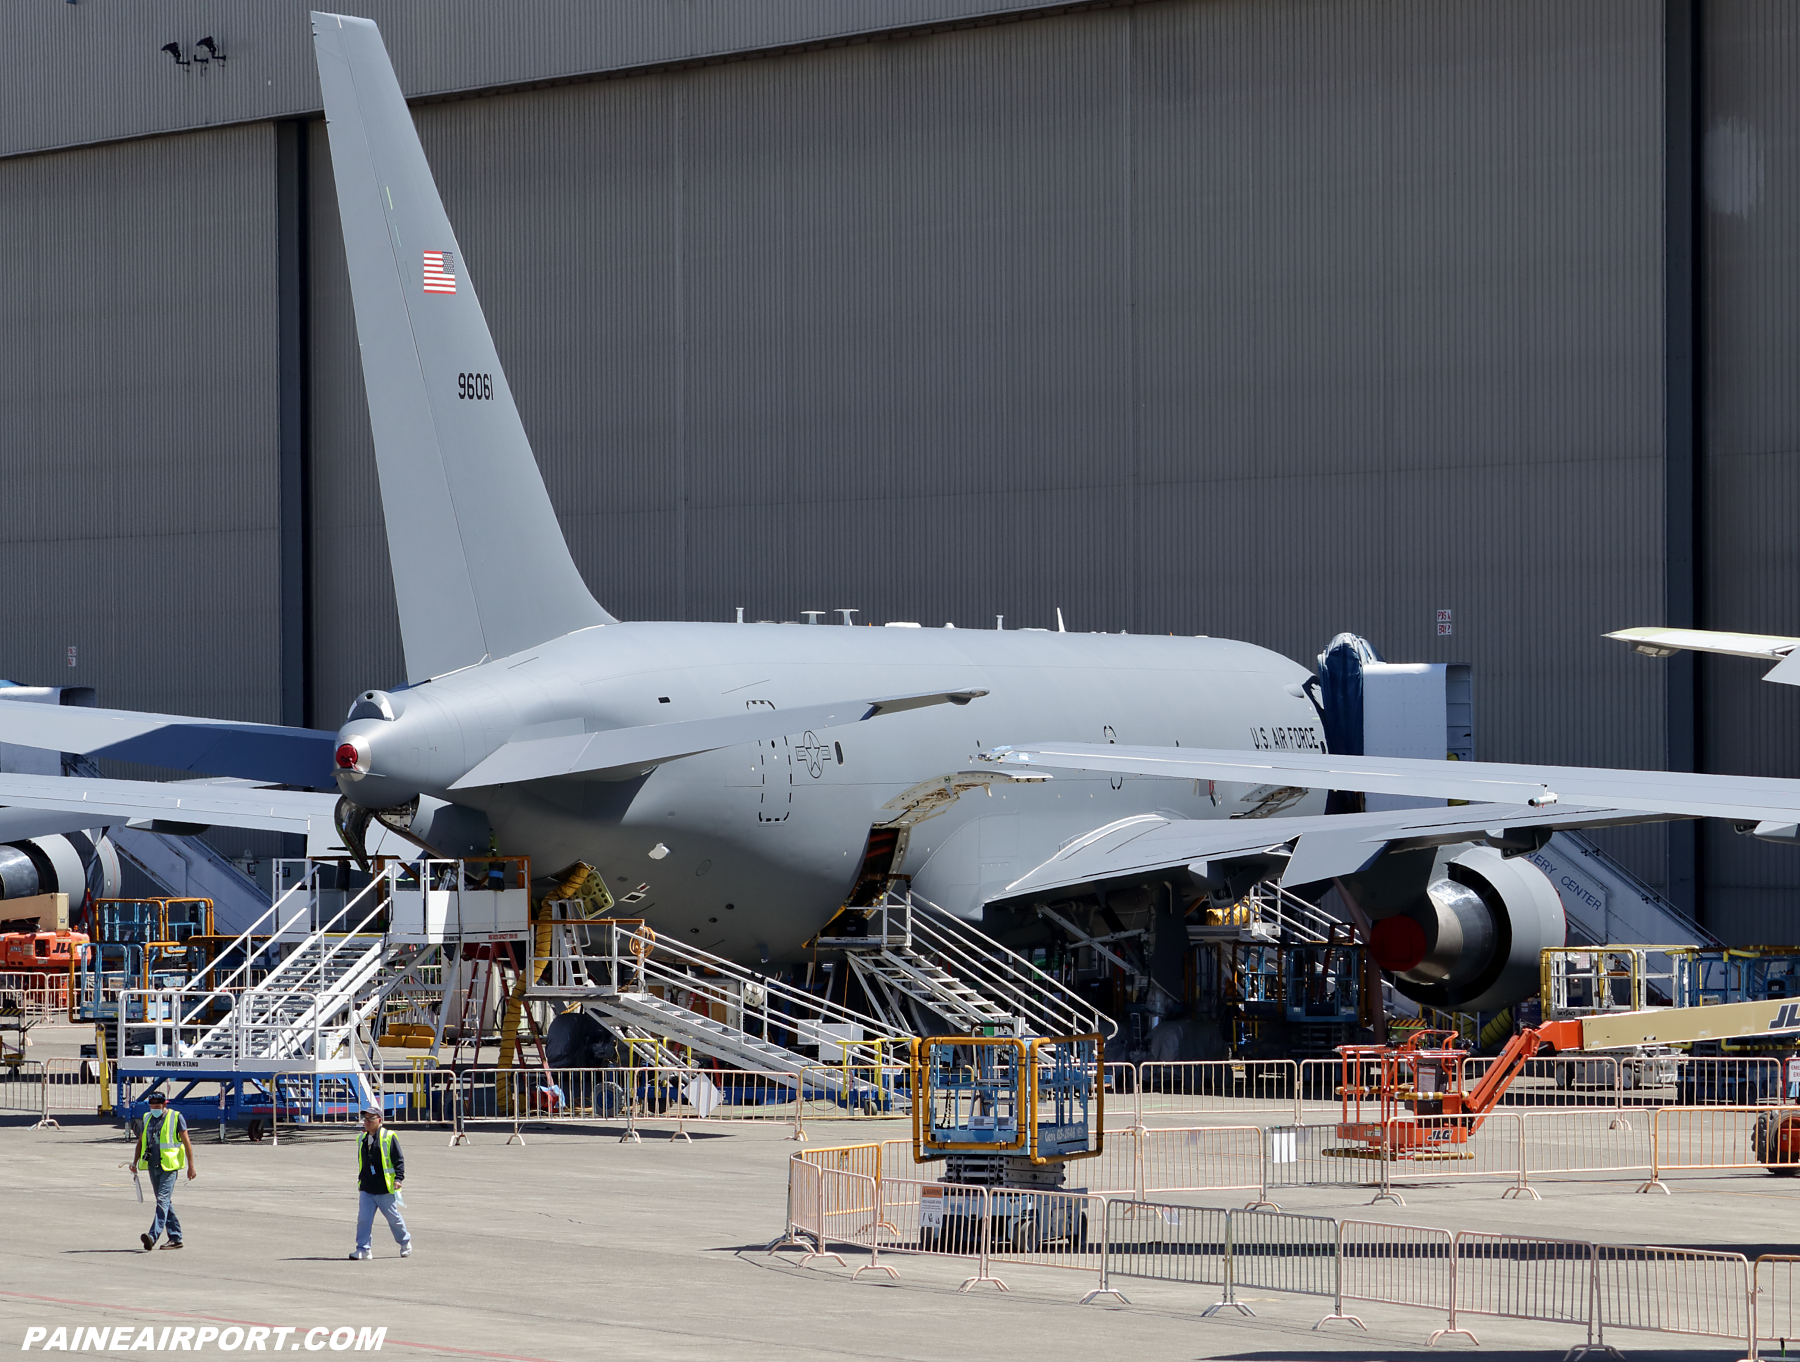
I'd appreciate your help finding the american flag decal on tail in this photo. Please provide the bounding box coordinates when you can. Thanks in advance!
[422,250,457,295]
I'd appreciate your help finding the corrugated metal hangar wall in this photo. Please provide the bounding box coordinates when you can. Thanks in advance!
[0,0,1795,940]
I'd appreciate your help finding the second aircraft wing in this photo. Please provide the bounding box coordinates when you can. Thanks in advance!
[981,742,1800,827]
[1608,626,1800,685]
[0,702,336,788]
[991,801,1663,902]
[0,772,340,836]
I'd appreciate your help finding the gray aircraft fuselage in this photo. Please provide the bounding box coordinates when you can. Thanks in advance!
[334,621,1326,961]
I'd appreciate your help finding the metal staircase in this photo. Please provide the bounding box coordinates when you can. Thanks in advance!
[113,859,1122,1121]
[1527,830,1719,949]
[1185,879,1348,946]
[534,912,903,1107]
[186,933,393,1064]
[116,858,531,1121]
[820,888,1113,1040]
[119,864,396,1111]
[530,922,683,1069]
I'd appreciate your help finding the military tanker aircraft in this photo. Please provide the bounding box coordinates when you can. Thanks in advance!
[1,12,1798,1014]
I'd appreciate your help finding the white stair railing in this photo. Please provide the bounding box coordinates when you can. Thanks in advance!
[165,863,322,1031]
[537,911,904,1072]
[875,888,1113,1039]
[1244,880,1348,944]
[185,873,391,1058]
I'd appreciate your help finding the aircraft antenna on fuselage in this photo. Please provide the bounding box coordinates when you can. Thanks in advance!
[311,12,615,682]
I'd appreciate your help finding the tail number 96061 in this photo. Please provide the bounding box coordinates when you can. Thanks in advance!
[458,372,493,400]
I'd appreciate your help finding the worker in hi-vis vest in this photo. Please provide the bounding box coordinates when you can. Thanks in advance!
[135,1089,196,1251]
[350,1108,412,1260]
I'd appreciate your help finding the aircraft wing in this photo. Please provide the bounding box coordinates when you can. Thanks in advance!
[993,802,1662,902]
[981,743,1800,826]
[0,773,339,836]
[0,808,131,842]
[0,702,336,787]
[1607,626,1800,685]
[452,689,989,789]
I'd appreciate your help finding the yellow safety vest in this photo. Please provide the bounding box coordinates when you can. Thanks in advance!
[137,1109,185,1173]
[358,1127,398,1194]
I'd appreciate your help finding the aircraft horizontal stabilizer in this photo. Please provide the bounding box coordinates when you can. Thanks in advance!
[992,801,1660,904]
[982,742,1800,825]
[1607,626,1800,685]
[453,689,987,789]
[0,772,339,836]
[0,702,336,788]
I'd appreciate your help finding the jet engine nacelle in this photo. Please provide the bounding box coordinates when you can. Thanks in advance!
[1368,845,1565,1014]
[0,832,121,909]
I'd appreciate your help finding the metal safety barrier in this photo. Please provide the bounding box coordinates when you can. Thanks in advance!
[818,1169,894,1277]
[0,974,70,1019]
[769,1160,885,1270]
[1012,1055,1755,1126]
[0,1059,45,1113]
[1086,1129,1139,1195]
[1751,1255,1800,1359]
[1140,1125,1264,1198]
[797,1063,911,1123]
[876,1177,1007,1289]
[1261,1123,1384,1198]
[1333,1219,1451,1326]
[1515,1108,1654,1195]
[1461,1054,1625,1108]
[985,1184,1107,1278]
[41,1055,101,1124]
[799,1140,883,1184]
[1103,1199,1227,1293]
[870,1174,972,1260]
[872,1126,1262,1203]
[1218,1208,1341,1317]
[781,1157,833,1264]
[1464,1053,1782,1111]
[1595,1244,1751,1349]
[447,1065,812,1143]
[1103,1061,1136,1102]
[649,1065,807,1136]
[374,1061,451,1128]
[1135,1060,1299,1120]
[1381,1112,1526,1199]
[783,1141,1781,1354]
[1638,1104,1799,1191]
[1438,1231,1598,1349]
[1298,1056,1382,1117]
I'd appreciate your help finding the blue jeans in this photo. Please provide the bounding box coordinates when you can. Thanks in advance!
[147,1168,182,1244]
[356,1191,409,1253]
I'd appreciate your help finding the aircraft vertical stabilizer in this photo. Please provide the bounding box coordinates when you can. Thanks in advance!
[312,12,614,682]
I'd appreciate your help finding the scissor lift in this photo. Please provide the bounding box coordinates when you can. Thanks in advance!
[911,1034,1102,1258]
[70,898,219,1026]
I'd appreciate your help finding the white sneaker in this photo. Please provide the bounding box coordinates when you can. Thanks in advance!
[399,1242,412,1257]
[347,1250,371,1261]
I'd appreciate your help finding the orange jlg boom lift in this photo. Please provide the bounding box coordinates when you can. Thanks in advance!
[1337,995,1800,1158]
